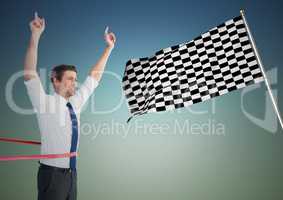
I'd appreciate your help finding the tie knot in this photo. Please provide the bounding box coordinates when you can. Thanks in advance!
[66,102,72,108]
[66,102,76,118]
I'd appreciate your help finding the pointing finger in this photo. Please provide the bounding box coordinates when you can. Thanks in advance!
[35,11,38,19]
[104,26,109,35]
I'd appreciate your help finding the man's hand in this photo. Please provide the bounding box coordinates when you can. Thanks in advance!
[89,27,116,81]
[104,26,116,49]
[29,12,45,39]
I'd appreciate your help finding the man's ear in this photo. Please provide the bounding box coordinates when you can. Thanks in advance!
[54,77,61,84]
[53,78,61,89]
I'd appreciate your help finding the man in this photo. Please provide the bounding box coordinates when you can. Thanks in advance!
[24,12,116,200]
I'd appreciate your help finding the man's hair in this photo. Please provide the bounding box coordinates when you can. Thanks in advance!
[50,64,77,83]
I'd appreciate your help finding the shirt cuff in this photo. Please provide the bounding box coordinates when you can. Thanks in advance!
[24,76,41,88]
[24,76,41,87]
[87,76,99,88]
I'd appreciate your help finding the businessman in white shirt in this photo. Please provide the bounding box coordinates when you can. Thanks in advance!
[24,12,116,200]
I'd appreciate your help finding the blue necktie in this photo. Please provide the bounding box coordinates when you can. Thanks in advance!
[66,102,78,170]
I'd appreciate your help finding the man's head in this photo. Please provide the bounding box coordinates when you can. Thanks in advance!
[51,64,77,99]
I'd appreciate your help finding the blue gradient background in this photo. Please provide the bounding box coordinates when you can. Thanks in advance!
[0,0,283,199]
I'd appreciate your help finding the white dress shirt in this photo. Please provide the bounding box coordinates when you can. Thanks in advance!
[24,75,99,168]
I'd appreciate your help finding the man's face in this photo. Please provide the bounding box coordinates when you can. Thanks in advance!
[54,70,77,98]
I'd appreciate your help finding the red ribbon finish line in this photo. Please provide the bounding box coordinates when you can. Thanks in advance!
[0,137,41,145]
[0,152,77,161]
[0,137,77,161]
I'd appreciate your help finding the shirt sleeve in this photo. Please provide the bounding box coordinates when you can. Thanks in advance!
[24,76,47,113]
[70,76,99,111]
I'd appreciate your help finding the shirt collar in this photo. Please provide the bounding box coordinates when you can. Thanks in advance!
[54,92,68,105]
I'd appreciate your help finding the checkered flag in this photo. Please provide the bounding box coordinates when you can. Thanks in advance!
[122,15,264,122]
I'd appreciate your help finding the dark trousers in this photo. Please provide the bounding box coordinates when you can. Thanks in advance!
[37,163,77,200]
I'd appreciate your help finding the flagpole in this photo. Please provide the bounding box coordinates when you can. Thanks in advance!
[240,9,283,130]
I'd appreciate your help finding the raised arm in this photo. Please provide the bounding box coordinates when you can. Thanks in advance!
[89,27,116,82]
[24,12,45,81]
